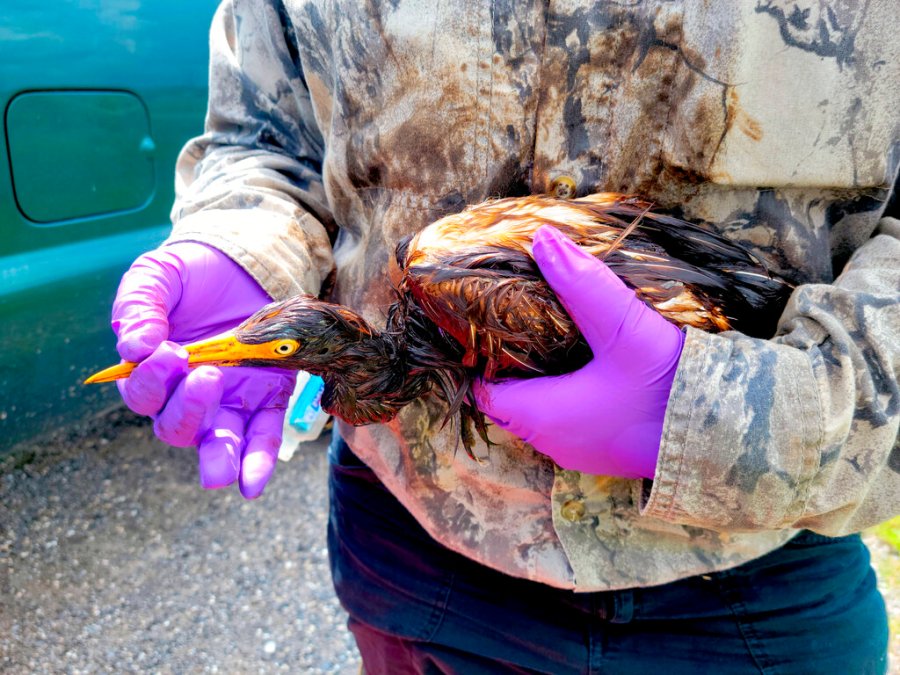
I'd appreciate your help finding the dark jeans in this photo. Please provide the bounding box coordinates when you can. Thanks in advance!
[327,434,889,674]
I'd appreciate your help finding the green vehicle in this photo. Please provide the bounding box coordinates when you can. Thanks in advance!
[1,2,219,452]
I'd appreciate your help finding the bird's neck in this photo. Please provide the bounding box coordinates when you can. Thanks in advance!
[313,329,426,426]
[308,295,468,427]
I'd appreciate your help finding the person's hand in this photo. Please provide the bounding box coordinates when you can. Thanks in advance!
[112,242,296,498]
[473,225,685,479]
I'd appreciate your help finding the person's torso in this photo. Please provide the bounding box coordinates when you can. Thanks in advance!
[284,0,898,589]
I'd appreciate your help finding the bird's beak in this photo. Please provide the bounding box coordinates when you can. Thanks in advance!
[84,332,277,384]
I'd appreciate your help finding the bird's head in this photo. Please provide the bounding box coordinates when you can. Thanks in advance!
[85,295,380,384]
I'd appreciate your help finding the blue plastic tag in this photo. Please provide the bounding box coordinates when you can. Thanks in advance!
[288,375,325,432]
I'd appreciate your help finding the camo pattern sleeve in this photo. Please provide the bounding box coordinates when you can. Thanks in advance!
[645,216,900,534]
[166,0,336,300]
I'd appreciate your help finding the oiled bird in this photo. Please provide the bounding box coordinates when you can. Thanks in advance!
[87,193,794,457]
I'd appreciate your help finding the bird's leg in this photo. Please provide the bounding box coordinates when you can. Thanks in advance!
[458,406,489,465]
[456,397,492,465]
[468,402,492,448]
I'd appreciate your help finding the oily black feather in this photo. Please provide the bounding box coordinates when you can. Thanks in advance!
[582,202,791,337]
[526,198,792,339]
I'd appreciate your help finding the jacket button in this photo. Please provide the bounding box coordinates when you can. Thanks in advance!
[550,176,577,199]
[561,498,586,522]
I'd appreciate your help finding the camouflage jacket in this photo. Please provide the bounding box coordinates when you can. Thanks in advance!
[168,0,900,590]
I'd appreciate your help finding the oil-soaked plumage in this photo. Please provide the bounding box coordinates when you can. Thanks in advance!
[219,193,793,456]
[396,193,792,379]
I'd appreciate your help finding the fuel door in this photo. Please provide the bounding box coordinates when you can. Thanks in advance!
[6,90,155,223]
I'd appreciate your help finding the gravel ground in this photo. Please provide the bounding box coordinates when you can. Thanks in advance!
[0,409,360,674]
[2,408,897,673]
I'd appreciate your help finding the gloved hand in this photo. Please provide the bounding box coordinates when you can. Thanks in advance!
[112,242,296,498]
[473,225,685,479]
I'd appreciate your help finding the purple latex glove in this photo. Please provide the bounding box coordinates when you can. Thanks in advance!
[473,226,685,479]
[112,242,296,498]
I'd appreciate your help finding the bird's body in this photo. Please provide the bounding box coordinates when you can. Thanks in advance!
[87,192,794,457]
[396,193,790,381]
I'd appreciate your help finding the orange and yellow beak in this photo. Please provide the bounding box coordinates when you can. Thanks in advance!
[83,333,293,384]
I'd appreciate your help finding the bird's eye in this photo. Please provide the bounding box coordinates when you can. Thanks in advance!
[273,341,298,356]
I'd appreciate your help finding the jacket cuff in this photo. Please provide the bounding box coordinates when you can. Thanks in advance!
[164,209,333,300]
[640,327,823,530]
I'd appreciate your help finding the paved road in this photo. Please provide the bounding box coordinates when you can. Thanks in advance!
[0,408,360,674]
